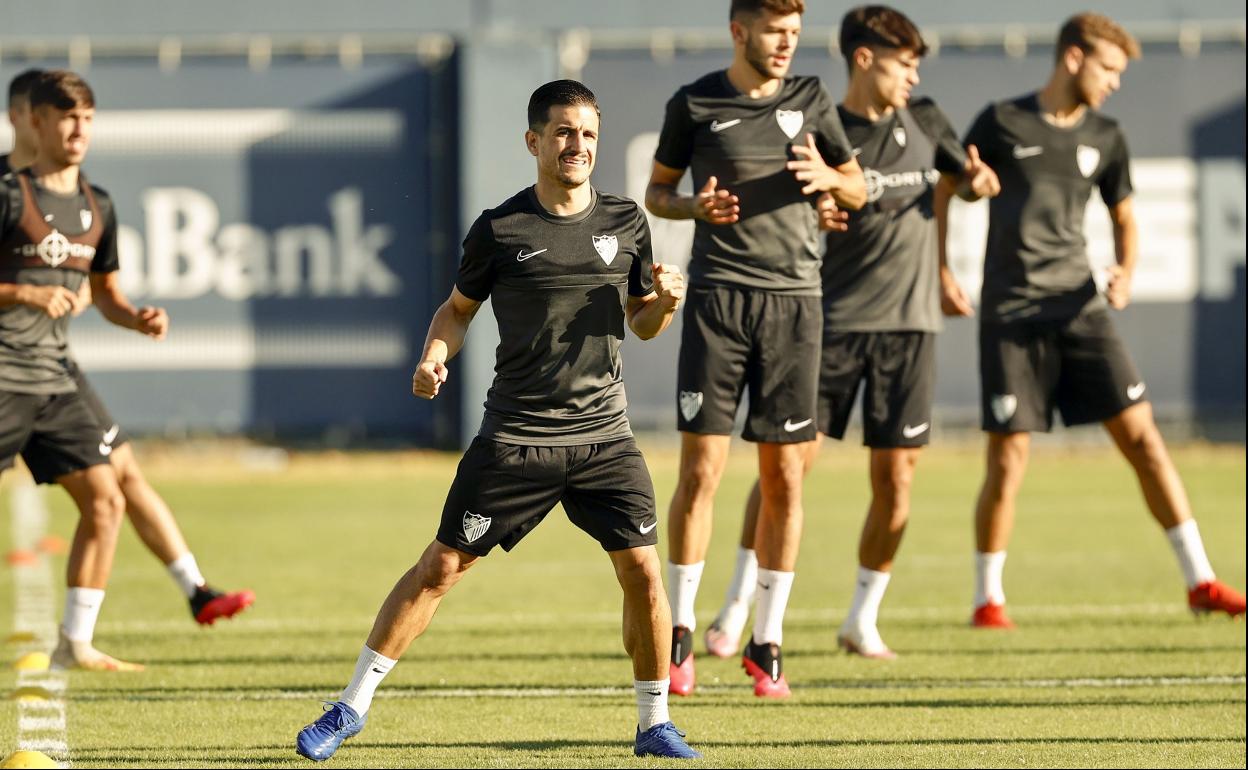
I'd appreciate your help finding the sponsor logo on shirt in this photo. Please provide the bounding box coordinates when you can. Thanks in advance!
[775,109,804,139]
[592,235,618,265]
[1012,145,1044,159]
[710,119,741,133]
[18,230,96,268]
[863,168,940,204]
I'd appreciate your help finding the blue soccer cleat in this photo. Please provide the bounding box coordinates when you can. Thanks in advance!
[296,701,367,762]
[634,721,702,759]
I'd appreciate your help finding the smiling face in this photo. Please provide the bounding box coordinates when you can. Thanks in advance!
[526,103,599,189]
[31,102,93,166]
[734,9,802,80]
[1066,38,1129,108]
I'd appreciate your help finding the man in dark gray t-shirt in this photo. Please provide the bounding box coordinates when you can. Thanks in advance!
[646,0,866,701]
[296,80,702,763]
[962,14,1245,630]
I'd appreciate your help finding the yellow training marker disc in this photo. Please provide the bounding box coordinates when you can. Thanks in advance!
[1,750,58,769]
[11,652,49,672]
[5,632,36,644]
[10,686,53,702]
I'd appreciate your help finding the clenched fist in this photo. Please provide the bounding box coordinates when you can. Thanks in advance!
[412,359,450,400]
[653,263,685,310]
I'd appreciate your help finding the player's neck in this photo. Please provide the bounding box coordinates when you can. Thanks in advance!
[7,143,36,169]
[1036,79,1086,127]
[533,178,592,217]
[726,59,781,99]
[29,158,80,195]
[841,81,893,122]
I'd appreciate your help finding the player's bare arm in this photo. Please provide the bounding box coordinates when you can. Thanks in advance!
[0,282,82,318]
[89,271,167,339]
[1105,196,1137,310]
[626,263,685,340]
[954,144,1001,201]
[786,132,867,209]
[412,286,482,400]
[935,175,974,317]
[645,161,740,224]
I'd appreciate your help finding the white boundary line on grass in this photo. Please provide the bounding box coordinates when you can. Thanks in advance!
[9,481,71,767]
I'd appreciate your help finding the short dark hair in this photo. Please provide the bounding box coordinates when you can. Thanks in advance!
[730,0,805,22]
[839,5,928,68]
[7,69,45,108]
[526,80,599,131]
[1056,13,1140,62]
[28,70,95,111]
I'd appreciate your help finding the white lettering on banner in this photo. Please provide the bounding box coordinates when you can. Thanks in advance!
[120,186,399,300]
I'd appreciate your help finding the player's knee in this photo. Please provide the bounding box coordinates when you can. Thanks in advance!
[679,459,723,499]
[83,489,126,534]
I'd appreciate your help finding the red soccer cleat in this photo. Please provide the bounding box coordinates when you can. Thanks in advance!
[971,602,1016,629]
[741,639,790,699]
[192,586,256,626]
[1188,580,1246,618]
[670,625,695,696]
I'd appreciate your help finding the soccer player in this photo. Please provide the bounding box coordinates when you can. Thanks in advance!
[4,68,255,627]
[0,71,168,670]
[295,80,700,762]
[704,5,1000,661]
[962,14,1245,627]
[647,0,866,698]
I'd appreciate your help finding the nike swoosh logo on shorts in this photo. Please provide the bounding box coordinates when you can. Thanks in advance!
[1012,145,1044,159]
[516,248,547,262]
[639,520,658,535]
[1127,382,1146,401]
[783,418,813,432]
[99,442,113,456]
[902,422,929,439]
[710,119,741,132]
[102,424,120,445]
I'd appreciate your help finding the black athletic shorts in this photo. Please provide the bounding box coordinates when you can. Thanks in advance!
[436,436,659,557]
[979,306,1146,432]
[819,331,935,448]
[0,389,112,484]
[676,286,821,443]
[69,363,129,449]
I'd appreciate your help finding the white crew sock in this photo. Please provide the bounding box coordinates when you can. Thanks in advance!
[975,551,1007,607]
[339,646,397,716]
[634,679,671,731]
[1165,520,1216,589]
[723,546,759,608]
[667,561,704,631]
[62,587,106,642]
[752,568,795,646]
[845,567,891,629]
[167,553,207,598]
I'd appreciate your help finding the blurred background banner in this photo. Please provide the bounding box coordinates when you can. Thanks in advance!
[0,1,1242,445]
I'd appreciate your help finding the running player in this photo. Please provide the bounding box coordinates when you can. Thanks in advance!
[4,68,255,626]
[0,70,166,670]
[647,0,866,699]
[963,14,1245,627]
[295,80,699,762]
[704,5,1000,661]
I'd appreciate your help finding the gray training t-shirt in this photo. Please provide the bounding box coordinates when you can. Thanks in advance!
[822,98,966,332]
[654,72,854,296]
[456,187,655,446]
[964,93,1133,324]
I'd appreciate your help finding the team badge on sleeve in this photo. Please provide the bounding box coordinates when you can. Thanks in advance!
[462,510,491,543]
[592,234,618,265]
[775,109,804,139]
[1076,145,1100,178]
[679,391,703,422]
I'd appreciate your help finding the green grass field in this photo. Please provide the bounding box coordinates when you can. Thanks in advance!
[2,440,1245,768]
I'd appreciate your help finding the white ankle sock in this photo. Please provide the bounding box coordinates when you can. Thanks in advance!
[667,561,704,631]
[975,551,1007,607]
[167,553,206,599]
[752,568,795,646]
[1165,520,1216,589]
[634,679,671,730]
[845,567,891,629]
[339,645,396,716]
[723,547,758,608]
[62,587,106,642]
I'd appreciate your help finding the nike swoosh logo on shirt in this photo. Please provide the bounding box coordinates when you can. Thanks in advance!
[639,520,658,535]
[901,422,930,439]
[710,119,741,133]
[1012,145,1044,159]
[783,418,813,432]
[516,248,547,262]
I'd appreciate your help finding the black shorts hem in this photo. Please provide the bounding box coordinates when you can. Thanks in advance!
[31,455,110,486]
[433,532,493,559]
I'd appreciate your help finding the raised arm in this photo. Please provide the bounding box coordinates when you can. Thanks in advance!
[626,263,685,341]
[412,286,483,400]
[645,161,739,224]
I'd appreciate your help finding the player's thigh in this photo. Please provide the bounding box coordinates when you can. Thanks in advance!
[561,437,659,552]
[863,332,936,448]
[676,288,751,435]
[1055,308,1145,426]
[436,438,565,557]
[744,294,821,443]
[979,321,1056,433]
[816,331,868,442]
[0,391,40,477]
[23,392,112,485]
[69,364,130,453]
